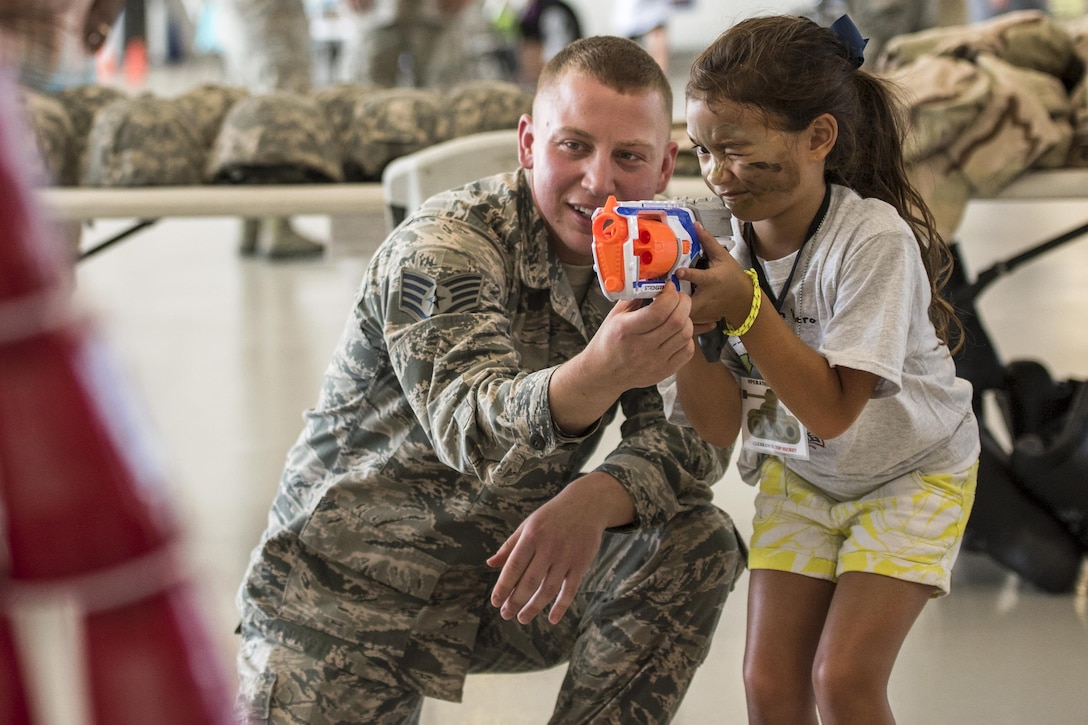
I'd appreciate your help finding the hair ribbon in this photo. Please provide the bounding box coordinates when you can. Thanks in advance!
[829,15,868,69]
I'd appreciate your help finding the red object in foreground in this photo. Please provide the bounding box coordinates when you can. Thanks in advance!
[0,71,233,725]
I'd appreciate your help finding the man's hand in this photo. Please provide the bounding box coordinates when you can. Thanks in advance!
[591,283,696,389]
[549,282,695,437]
[486,472,634,625]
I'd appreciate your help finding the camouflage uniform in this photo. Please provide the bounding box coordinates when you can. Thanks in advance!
[340,0,452,88]
[236,170,746,724]
[217,0,324,258]
[219,0,313,94]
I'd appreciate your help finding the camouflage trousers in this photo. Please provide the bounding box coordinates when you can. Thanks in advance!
[236,503,746,724]
[220,0,313,94]
[340,17,450,88]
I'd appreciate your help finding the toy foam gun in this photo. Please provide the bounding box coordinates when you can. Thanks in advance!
[591,194,733,360]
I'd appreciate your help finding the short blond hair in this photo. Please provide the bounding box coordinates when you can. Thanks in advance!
[537,35,673,124]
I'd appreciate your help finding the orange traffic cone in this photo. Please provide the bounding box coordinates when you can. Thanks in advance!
[0,74,233,725]
[123,39,148,88]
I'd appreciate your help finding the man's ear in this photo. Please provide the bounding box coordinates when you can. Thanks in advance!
[517,114,534,169]
[809,113,837,161]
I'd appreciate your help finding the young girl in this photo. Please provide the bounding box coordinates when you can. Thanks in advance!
[667,15,981,725]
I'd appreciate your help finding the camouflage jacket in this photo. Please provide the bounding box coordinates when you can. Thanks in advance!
[877,10,1087,238]
[239,169,730,701]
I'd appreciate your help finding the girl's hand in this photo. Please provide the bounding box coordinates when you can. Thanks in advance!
[675,223,750,328]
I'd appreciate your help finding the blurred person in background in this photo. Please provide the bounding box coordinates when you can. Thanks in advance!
[517,0,581,89]
[219,0,326,258]
[7,0,123,89]
[800,0,945,65]
[3,0,125,258]
[612,0,672,73]
[969,0,1049,21]
[339,0,474,87]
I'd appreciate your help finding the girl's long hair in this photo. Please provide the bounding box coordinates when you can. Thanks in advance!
[688,15,962,351]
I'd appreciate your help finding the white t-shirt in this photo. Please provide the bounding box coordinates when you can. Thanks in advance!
[663,184,980,500]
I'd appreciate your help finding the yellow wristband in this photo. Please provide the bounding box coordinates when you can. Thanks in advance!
[723,268,761,337]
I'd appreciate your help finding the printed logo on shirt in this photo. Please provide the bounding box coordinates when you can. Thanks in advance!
[398,270,483,321]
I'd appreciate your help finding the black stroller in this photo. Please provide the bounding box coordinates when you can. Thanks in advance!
[949,219,1088,594]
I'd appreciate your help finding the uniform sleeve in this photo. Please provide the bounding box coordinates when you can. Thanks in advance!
[594,385,732,529]
[364,218,571,485]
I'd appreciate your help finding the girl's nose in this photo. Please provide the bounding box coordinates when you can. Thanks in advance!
[704,157,734,187]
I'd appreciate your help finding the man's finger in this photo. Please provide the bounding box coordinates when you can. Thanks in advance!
[516,575,562,624]
[547,581,578,625]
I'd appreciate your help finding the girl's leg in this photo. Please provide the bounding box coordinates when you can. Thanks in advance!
[743,569,835,725]
[813,572,933,725]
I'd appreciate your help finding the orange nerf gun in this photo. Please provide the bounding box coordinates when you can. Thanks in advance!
[591,195,732,301]
[591,194,734,360]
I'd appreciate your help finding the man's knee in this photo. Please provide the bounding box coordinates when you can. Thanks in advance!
[659,504,747,599]
[236,629,423,725]
[591,505,745,644]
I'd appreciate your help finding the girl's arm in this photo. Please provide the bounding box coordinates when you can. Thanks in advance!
[731,301,878,440]
[678,228,878,441]
[672,334,743,448]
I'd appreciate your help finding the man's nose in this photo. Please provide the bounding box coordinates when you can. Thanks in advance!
[581,153,617,196]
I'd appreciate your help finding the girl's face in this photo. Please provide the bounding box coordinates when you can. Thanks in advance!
[686,94,827,230]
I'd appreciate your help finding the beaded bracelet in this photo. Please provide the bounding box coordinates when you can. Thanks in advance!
[723,268,761,337]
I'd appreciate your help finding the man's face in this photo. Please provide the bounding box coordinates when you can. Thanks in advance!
[518,73,676,265]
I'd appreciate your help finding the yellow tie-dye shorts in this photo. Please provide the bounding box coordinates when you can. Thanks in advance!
[749,457,978,596]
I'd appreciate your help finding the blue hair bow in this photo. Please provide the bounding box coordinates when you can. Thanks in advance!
[830,14,868,69]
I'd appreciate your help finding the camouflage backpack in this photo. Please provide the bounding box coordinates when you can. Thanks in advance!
[339,87,449,181]
[207,91,343,184]
[19,87,75,186]
[443,80,533,139]
[52,84,127,182]
[312,82,381,178]
[174,83,250,149]
[81,94,206,187]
